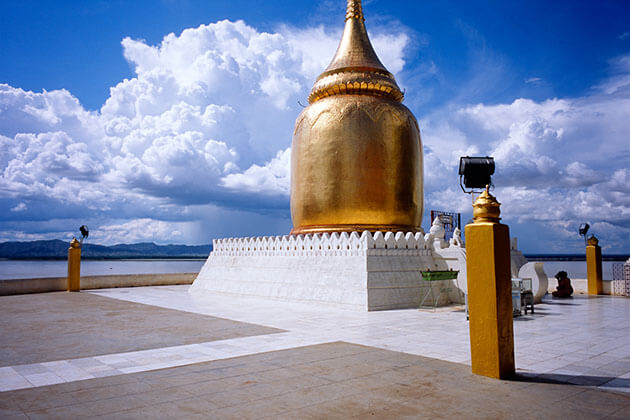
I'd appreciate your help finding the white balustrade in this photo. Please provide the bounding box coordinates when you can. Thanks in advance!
[208,231,432,258]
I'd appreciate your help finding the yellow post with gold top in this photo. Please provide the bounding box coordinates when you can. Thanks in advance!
[465,186,515,379]
[67,238,81,292]
[586,235,603,295]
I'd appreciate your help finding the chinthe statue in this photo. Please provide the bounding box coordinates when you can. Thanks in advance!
[290,0,424,234]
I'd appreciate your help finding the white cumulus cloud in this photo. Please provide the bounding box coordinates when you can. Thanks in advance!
[0,19,410,243]
[2,14,627,252]
[420,61,630,252]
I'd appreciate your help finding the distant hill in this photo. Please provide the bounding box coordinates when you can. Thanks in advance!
[0,240,212,259]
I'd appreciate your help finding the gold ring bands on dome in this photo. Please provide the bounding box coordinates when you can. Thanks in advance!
[309,70,403,103]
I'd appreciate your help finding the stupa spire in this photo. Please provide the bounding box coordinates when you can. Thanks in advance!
[308,0,404,103]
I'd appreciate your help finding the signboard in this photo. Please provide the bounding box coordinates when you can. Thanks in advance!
[430,210,461,242]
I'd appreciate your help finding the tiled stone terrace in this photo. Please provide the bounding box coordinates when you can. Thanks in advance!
[1,285,629,418]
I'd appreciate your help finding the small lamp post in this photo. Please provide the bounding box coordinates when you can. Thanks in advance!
[459,156,515,379]
[67,239,81,292]
[586,235,603,295]
[579,223,590,247]
[67,225,89,292]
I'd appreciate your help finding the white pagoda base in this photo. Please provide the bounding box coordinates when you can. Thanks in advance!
[190,231,467,311]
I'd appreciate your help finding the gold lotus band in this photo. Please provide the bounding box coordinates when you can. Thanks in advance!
[308,70,403,103]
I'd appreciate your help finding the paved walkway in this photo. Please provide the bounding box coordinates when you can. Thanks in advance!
[2,342,629,419]
[1,286,629,418]
[99,286,630,391]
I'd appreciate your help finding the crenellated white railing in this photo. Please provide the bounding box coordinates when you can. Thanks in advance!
[210,231,432,257]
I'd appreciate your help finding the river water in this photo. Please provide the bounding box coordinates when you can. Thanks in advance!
[0,259,623,281]
[0,259,206,280]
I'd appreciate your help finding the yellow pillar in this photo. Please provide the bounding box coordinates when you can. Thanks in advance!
[586,236,603,295]
[465,187,515,379]
[67,238,81,292]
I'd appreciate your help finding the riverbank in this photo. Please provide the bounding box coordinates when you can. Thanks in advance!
[0,273,196,296]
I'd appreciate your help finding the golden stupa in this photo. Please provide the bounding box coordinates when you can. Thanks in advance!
[290,0,424,234]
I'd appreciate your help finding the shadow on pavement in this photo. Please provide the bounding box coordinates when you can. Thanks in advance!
[514,372,630,390]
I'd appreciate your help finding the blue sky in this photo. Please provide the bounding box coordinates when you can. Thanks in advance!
[1,0,629,253]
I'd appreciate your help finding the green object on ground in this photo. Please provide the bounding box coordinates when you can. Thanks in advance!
[421,270,459,281]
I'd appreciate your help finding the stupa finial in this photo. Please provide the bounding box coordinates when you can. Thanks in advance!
[346,0,364,21]
[307,0,403,103]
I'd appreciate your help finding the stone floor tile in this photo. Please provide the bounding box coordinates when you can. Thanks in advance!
[12,364,49,376]
[351,396,435,420]
[288,397,374,420]
[73,394,147,417]
[203,388,258,408]
[23,372,64,387]
[258,391,322,413]
[53,369,95,382]
[0,396,23,415]
[0,412,29,420]
[0,367,20,378]
[0,376,32,392]
[68,358,108,369]
[94,407,160,420]
[603,403,630,420]
[134,386,195,405]
[63,379,153,404]
[89,368,122,378]
[200,397,288,420]
[563,388,630,413]
[26,403,96,420]
[266,373,332,390]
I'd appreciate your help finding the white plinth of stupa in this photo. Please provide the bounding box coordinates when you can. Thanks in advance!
[190,218,545,311]
[190,231,467,311]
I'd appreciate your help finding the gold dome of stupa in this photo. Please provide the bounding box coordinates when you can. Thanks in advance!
[290,0,424,234]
